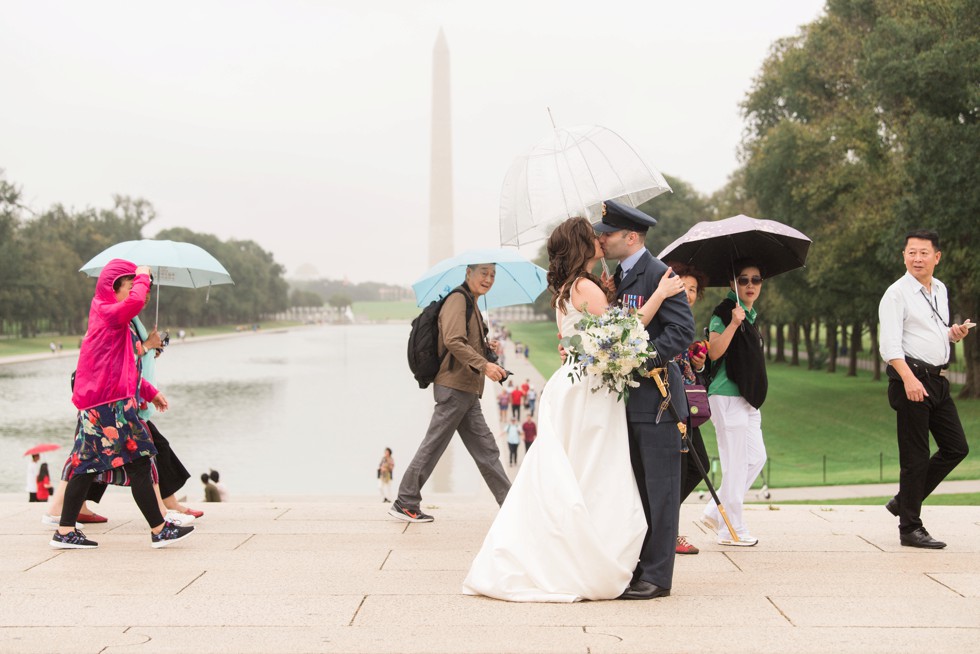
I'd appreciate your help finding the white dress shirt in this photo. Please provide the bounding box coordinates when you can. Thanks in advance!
[878,272,950,366]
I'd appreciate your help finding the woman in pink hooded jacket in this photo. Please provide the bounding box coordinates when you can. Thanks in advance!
[51,259,194,550]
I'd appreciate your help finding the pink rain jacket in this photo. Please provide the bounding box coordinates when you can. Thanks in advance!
[71,258,159,410]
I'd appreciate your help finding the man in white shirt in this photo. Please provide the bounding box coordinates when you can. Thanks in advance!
[878,229,973,549]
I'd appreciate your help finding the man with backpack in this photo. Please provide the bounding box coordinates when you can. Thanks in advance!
[392,263,512,522]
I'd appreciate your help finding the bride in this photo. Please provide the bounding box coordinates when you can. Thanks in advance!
[462,216,684,602]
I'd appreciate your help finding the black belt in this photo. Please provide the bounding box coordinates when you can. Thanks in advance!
[906,356,948,377]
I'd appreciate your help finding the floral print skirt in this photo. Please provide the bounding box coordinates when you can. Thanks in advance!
[61,398,159,481]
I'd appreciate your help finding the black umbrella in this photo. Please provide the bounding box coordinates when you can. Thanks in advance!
[657,214,812,287]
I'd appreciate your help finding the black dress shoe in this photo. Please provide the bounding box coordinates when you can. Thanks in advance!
[618,580,670,600]
[900,527,946,549]
[885,497,899,517]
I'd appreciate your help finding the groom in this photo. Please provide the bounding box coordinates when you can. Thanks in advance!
[596,200,695,599]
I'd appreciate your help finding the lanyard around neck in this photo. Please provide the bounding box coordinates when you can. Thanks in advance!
[919,288,950,328]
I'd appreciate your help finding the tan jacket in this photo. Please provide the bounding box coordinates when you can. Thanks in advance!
[435,287,489,397]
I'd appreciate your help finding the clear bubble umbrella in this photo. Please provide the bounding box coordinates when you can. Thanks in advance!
[499,123,672,250]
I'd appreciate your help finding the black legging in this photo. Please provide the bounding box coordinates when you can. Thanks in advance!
[680,425,710,503]
[60,457,163,529]
[508,442,519,465]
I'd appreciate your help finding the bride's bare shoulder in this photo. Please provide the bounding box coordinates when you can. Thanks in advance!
[570,277,608,315]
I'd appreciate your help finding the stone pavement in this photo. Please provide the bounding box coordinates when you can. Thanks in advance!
[1,493,978,654]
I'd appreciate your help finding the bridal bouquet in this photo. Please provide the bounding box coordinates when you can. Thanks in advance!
[560,305,658,402]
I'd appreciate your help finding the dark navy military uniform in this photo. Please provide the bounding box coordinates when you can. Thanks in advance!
[597,201,695,591]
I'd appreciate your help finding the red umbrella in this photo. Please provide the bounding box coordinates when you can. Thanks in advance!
[23,443,60,457]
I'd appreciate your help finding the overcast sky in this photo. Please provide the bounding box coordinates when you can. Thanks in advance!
[1,1,824,283]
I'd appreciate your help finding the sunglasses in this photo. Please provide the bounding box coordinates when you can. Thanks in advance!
[736,275,763,286]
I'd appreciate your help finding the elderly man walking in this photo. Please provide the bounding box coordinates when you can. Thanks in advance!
[879,229,972,549]
[390,263,512,523]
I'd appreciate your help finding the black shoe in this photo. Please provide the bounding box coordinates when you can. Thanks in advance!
[885,497,899,517]
[50,529,98,549]
[388,499,434,523]
[900,527,946,549]
[618,580,670,600]
[151,522,195,549]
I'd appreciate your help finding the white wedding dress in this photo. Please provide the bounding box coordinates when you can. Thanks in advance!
[462,305,647,602]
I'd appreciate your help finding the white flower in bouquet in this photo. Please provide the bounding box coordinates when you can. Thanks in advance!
[560,305,658,402]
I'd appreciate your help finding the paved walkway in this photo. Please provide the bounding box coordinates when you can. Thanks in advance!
[1,493,978,654]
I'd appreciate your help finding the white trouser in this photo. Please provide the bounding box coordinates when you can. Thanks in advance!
[703,394,766,537]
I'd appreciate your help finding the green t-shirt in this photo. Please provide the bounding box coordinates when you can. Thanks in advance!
[708,290,758,397]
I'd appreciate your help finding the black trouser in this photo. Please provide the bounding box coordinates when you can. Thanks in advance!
[28,493,39,502]
[679,425,709,504]
[508,442,518,465]
[60,457,164,529]
[627,419,681,590]
[888,369,969,534]
[146,421,190,499]
[510,404,521,419]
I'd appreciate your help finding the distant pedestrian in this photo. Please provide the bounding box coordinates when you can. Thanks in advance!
[378,448,395,503]
[503,417,521,466]
[202,473,221,502]
[36,462,53,501]
[509,383,523,420]
[525,386,537,417]
[497,389,510,424]
[521,415,537,452]
[878,229,972,549]
[27,454,41,502]
[209,469,229,502]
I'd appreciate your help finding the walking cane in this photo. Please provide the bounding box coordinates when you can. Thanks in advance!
[649,368,739,543]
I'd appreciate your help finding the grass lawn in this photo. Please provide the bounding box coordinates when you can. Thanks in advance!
[0,321,304,358]
[768,492,980,506]
[352,300,420,321]
[507,321,980,490]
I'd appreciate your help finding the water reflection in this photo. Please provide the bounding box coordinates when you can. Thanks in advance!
[0,325,485,497]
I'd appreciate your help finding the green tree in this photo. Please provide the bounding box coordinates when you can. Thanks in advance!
[290,289,324,308]
[737,0,980,388]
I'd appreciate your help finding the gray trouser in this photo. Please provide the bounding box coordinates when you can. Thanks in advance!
[397,384,511,508]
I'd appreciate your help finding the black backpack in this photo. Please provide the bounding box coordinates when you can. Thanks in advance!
[407,287,474,389]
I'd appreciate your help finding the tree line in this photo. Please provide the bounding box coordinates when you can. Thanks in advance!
[0,174,289,337]
[534,1,978,397]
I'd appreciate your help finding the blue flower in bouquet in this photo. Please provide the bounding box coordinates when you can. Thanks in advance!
[559,305,657,402]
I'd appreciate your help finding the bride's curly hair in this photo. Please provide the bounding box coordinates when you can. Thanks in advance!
[547,217,608,312]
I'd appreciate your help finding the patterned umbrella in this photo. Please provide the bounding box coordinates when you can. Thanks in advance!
[657,214,812,287]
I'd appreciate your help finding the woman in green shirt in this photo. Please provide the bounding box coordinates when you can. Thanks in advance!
[700,260,768,547]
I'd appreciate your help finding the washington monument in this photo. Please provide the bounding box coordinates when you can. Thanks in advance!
[428,29,454,267]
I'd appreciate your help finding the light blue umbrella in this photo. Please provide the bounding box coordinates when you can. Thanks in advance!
[412,248,547,310]
[79,239,234,325]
